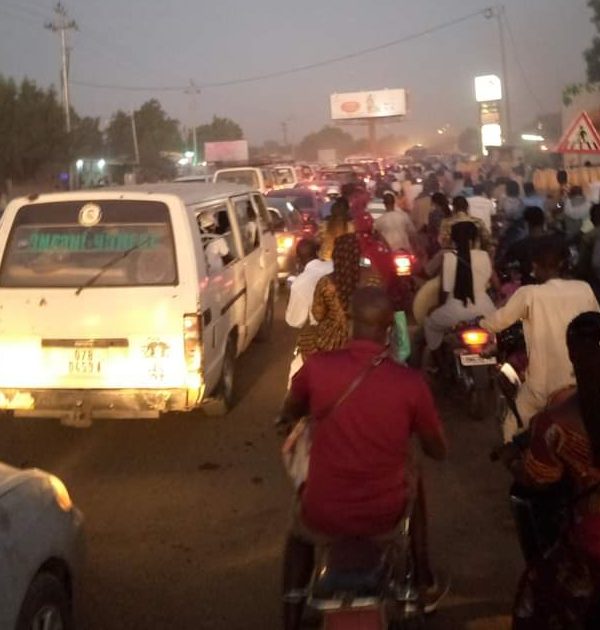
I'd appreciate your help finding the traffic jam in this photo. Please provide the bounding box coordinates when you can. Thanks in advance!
[3,1,600,629]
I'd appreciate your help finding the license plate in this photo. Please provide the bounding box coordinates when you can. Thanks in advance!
[69,348,103,375]
[460,354,497,367]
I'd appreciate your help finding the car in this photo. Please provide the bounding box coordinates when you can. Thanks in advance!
[0,183,278,424]
[213,166,277,194]
[271,165,299,188]
[266,187,323,223]
[266,199,306,281]
[0,462,84,630]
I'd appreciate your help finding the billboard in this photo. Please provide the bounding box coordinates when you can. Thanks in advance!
[204,140,249,164]
[475,75,502,103]
[330,89,407,121]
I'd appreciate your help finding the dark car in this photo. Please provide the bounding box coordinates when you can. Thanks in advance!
[266,188,323,222]
[265,198,307,281]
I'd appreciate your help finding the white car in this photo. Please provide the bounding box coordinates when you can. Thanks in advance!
[0,183,277,425]
[0,462,84,630]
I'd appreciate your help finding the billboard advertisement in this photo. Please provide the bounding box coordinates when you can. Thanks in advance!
[330,89,407,121]
[204,140,249,164]
[474,75,502,103]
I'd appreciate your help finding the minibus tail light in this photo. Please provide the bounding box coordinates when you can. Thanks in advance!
[183,314,202,372]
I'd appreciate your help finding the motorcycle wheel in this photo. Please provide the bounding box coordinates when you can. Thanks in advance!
[469,366,492,421]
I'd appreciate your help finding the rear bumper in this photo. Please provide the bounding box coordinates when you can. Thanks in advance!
[0,387,197,419]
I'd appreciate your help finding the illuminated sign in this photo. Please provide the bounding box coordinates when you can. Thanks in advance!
[475,75,502,103]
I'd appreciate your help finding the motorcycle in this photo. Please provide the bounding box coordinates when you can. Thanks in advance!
[307,502,425,630]
[439,322,497,420]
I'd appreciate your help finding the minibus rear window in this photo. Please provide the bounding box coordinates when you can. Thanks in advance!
[0,200,178,288]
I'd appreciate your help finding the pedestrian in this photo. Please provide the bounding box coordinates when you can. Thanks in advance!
[578,203,600,300]
[564,186,591,240]
[522,181,546,212]
[468,183,496,233]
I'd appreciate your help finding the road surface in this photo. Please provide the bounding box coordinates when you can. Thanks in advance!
[0,293,520,629]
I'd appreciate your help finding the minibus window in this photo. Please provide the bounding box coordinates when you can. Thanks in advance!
[0,200,178,288]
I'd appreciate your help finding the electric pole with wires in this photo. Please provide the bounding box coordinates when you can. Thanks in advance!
[45,2,78,134]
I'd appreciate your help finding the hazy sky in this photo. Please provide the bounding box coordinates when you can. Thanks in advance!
[0,0,595,146]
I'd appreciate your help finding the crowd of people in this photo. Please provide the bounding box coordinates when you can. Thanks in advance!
[278,162,600,629]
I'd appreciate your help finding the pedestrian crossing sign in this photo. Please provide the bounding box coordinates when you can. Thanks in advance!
[556,111,600,154]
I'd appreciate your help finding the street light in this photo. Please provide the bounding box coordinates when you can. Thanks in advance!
[521,133,545,143]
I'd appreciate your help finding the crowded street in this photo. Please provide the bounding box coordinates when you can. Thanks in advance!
[0,297,519,629]
[3,1,600,629]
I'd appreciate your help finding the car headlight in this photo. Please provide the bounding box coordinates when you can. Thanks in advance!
[48,475,73,512]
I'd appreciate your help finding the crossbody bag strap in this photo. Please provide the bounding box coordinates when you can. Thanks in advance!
[323,350,388,421]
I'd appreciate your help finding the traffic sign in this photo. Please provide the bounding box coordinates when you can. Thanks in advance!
[556,111,600,154]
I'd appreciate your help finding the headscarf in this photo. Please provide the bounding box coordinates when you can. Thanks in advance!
[331,233,361,312]
[353,205,396,288]
[451,221,478,306]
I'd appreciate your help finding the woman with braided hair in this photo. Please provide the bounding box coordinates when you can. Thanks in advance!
[423,220,496,355]
[298,233,361,359]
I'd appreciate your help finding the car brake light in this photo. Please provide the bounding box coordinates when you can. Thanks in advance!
[183,314,202,372]
[277,234,295,254]
[394,254,413,277]
[461,328,490,348]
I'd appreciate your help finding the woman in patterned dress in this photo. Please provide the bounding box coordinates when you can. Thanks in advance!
[298,233,360,359]
[505,311,600,628]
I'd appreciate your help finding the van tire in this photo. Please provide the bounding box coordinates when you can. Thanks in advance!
[16,572,72,630]
[255,287,274,342]
[204,337,236,417]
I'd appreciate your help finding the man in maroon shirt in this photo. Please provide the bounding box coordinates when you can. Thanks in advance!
[280,286,447,630]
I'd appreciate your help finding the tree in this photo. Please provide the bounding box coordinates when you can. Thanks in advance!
[106,99,182,181]
[4,78,66,181]
[71,114,104,158]
[190,116,244,160]
[585,0,600,82]
[297,125,356,161]
[457,127,480,155]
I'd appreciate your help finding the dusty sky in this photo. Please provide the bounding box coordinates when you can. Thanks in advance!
[0,0,595,146]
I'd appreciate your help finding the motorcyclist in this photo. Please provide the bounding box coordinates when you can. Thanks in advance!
[319,186,341,220]
[374,190,417,253]
[481,236,599,442]
[499,312,600,628]
[279,287,448,630]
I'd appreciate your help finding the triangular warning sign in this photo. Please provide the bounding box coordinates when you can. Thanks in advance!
[556,111,600,154]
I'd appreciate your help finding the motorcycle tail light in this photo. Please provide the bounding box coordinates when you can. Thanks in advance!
[277,234,295,254]
[461,328,490,348]
[394,254,413,277]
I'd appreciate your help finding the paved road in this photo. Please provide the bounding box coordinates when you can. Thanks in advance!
[0,293,521,629]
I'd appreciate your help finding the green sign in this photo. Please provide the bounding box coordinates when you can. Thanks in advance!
[26,230,160,253]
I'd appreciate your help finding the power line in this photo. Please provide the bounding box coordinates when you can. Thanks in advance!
[71,7,491,93]
[502,8,546,114]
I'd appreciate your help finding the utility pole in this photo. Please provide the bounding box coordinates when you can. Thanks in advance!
[45,3,77,134]
[131,110,140,165]
[486,5,512,144]
[185,80,200,165]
